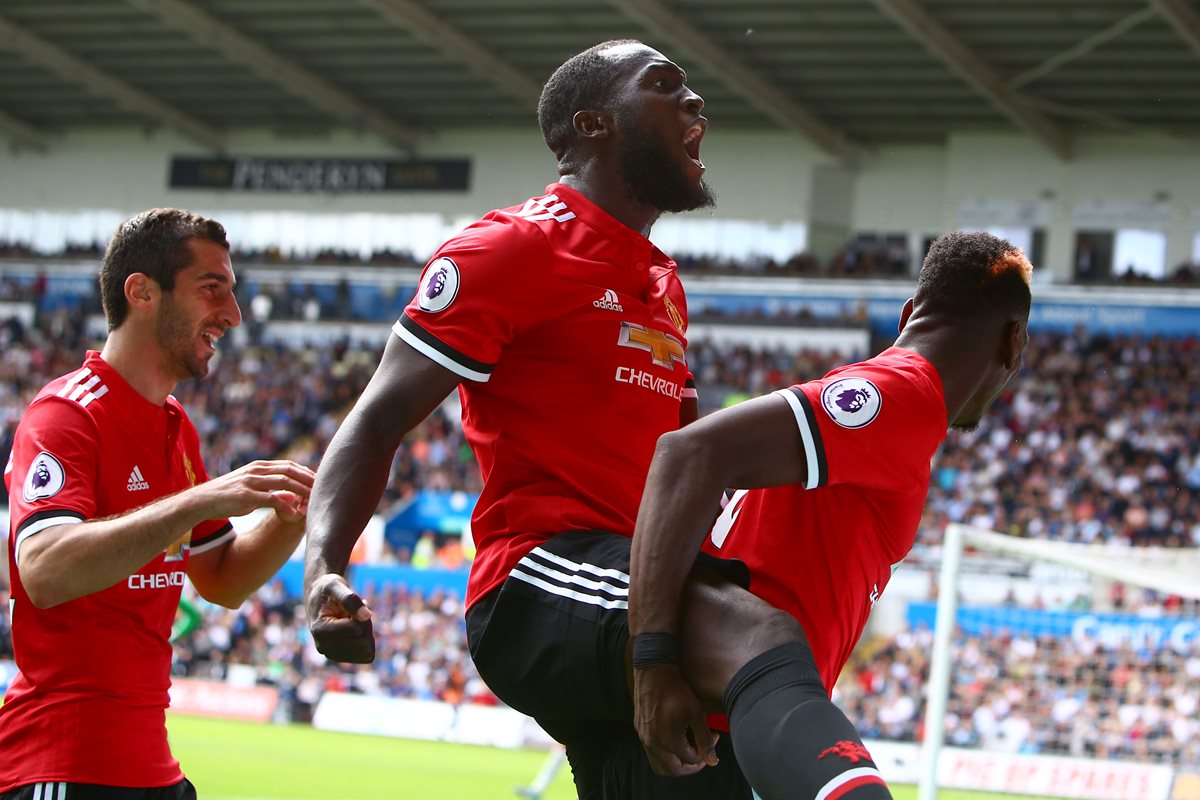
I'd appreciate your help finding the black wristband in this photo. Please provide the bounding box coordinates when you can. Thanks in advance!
[631,631,679,669]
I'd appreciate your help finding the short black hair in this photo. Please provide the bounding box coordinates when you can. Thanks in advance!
[538,39,642,163]
[100,208,229,330]
[916,231,1032,320]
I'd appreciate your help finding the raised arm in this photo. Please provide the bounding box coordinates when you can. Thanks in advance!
[20,459,314,609]
[186,458,316,608]
[630,391,806,637]
[303,335,461,662]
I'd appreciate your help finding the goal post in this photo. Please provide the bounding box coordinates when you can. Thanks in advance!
[918,523,1200,800]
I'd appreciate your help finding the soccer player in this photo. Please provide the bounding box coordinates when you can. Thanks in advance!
[626,231,1032,800]
[305,40,751,798]
[0,209,316,800]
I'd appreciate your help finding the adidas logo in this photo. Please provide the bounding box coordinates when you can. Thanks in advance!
[127,465,150,492]
[515,194,576,223]
[592,289,624,312]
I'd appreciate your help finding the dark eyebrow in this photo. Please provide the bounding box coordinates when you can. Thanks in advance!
[194,272,233,286]
[644,62,686,82]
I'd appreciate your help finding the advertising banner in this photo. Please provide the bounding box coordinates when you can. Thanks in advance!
[907,602,1200,654]
[169,157,470,192]
[168,677,279,722]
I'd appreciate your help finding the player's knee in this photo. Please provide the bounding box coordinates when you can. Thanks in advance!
[680,579,811,702]
[746,606,808,657]
[724,641,826,718]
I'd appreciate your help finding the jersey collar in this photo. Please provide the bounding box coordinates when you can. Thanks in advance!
[547,183,665,266]
[82,350,174,419]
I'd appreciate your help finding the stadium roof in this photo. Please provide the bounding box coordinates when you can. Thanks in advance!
[1,0,1199,160]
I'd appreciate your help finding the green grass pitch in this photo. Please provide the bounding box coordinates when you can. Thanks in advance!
[168,713,1055,800]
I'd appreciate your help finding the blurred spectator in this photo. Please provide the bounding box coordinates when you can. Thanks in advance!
[167,581,496,722]
[834,625,1200,768]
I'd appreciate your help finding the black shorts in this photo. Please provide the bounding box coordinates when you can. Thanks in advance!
[0,779,196,800]
[466,530,750,799]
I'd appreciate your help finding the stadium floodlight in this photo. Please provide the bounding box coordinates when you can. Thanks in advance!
[920,524,1200,800]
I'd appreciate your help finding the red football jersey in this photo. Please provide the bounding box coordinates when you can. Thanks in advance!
[704,347,946,693]
[394,183,694,607]
[0,352,233,791]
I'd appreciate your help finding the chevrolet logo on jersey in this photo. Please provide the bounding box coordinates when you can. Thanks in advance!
[618,322,686,369]
[164,531,191,563]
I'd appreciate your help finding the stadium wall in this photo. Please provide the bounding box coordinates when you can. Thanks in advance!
[856,133,1200,281]
[0,127,822,222]
[6,129,1200,280]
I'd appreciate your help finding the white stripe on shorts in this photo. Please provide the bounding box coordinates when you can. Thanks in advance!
[509,569,629,610]
[526,546,631,583]
[515,552,629,598]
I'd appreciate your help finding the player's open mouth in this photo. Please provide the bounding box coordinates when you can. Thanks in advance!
[683,120,706,171]
[200,330,221,353]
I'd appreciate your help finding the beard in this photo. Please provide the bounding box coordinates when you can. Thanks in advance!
[155,294,210,381]
[616,117,715,214]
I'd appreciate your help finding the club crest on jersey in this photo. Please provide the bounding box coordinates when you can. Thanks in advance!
[23,451,65,503]
[664,296,686,335]
[821,377,881,429]
[417,257,460,313]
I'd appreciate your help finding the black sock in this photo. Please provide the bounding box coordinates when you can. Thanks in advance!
[725,643,894,799]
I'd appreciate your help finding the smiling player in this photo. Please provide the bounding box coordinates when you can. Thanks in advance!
[1,209,315,800]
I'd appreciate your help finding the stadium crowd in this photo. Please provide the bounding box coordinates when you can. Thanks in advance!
[6,236,1200,283]
[835,624,1200,768]
[1,309,1197,768]
[169,581,495,722]
[918,331,1200,551]
[3,312,1198,548]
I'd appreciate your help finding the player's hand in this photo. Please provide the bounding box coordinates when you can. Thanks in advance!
[305,573,375,663]
[633,663,719,777]
[194,460,316,521]
[271,490,308,525]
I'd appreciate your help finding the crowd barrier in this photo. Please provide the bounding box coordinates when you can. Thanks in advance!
[167,677,279,723]
[3,664,1195,799]
[906,602,1200,652]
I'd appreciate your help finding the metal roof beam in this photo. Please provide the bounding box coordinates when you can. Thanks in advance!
[0,13,224,151]
[1009,6,1157,89]
[1151,0,1200,60]
[124,0,421,152]
[605,0,859,162]
[0,107,48,152]
[870,0,1071,159]
[361,0,542,107]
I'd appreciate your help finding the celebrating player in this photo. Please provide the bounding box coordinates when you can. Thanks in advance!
[304,40,755,798]
[0,209,316,800]
[626,231,1032,799]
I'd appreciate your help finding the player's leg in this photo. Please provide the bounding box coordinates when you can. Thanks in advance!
[466,532,635,723]
[677,568,893,800]
[465,532,642,799]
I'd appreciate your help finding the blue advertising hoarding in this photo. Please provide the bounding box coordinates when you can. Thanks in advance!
[907,601,1200,654]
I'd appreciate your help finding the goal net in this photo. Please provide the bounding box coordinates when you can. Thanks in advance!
[916,523,1200,800]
